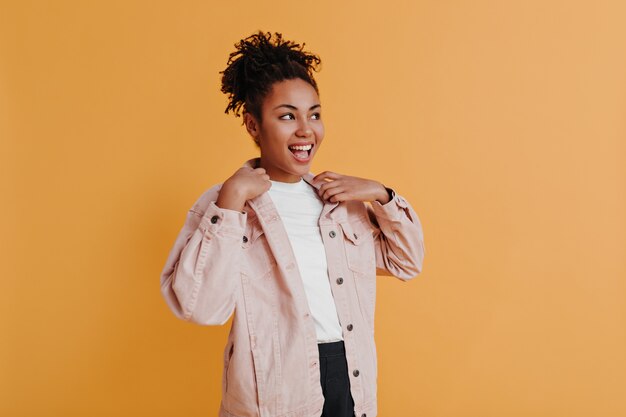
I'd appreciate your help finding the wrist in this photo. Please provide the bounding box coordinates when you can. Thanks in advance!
[375,183,392,204]
[217,182,246,212]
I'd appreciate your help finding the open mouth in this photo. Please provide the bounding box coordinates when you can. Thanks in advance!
[288,143,314,161]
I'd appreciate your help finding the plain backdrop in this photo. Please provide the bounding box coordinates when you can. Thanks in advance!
[1,1,625,416]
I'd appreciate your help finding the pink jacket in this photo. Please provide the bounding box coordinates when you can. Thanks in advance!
[160,158,425,417]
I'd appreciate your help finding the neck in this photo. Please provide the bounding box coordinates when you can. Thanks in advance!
[258,159,302,183]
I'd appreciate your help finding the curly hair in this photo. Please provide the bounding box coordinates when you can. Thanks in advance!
[220,31,321,122]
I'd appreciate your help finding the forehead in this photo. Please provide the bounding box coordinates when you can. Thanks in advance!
[263,78,320,109]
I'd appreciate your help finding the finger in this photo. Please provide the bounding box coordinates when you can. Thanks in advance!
[322,186,345,202]
[329,192,350,203]
[313,171,341,182]
[254,167,266,174]
[318,179,342,194]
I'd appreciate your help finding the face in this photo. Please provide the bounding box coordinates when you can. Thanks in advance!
[245,78,324,183]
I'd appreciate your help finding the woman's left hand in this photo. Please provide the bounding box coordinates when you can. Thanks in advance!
[312,171,391,204]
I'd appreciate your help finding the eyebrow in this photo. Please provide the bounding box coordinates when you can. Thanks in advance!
[273,104,321,111]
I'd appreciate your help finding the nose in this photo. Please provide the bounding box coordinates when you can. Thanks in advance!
[295,120,313,138]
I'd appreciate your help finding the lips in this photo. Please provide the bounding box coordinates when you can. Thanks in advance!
[288,142,314,161]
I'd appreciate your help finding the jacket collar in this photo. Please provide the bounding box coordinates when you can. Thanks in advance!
[242,157,340,222]
[243,157,318,189]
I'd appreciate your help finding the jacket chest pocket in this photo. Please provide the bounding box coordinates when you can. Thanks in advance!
[241,221,277,279]
[339,219,376,276]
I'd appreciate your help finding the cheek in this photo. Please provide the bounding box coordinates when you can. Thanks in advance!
[315,125,325,141]
[260,125,289,151]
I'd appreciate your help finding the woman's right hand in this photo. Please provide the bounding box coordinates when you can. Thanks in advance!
[216,167,271,212]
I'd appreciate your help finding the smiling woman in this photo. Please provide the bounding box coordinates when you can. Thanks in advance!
[159,31,425,417]
[245,78,324,182]
[220,32,324,183]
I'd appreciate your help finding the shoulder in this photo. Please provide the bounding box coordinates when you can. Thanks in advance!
[189,183,224,216]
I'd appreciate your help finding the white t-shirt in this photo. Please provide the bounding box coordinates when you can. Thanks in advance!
[268,178,344,343]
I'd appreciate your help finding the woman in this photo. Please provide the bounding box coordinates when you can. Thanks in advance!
[160,31,425,417]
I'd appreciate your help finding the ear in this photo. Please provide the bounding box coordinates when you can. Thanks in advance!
[243,112,260,142]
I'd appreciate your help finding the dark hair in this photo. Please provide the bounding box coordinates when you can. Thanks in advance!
[220,31,321,122]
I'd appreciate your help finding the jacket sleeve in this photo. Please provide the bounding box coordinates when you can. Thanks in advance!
[160,197,247,326]
[366,187,425,281]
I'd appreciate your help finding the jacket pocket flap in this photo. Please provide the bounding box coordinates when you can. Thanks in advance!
[340,219,372,246]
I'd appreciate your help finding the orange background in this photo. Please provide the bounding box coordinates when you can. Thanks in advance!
[1,1,625,416]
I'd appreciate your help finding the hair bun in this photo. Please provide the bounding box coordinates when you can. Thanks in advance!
[220,31,321,119]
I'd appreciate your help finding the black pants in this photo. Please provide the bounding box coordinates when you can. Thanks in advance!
[318,340,355,417]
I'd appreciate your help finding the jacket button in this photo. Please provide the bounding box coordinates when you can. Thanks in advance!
[242,236,248,243]
[347,324,353,331]
[336,277,344,285]
[210,215,219,224]
[329,230,336,238]
[353,369,360,377]
[362,414,367,417]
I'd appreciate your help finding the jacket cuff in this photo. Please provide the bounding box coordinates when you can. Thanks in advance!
[370,187,410,222]
[198,201,247,238]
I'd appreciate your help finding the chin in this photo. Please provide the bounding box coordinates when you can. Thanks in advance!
[295,163,312,174]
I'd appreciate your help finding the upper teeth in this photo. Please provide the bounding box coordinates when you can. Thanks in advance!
[289,144,312,151]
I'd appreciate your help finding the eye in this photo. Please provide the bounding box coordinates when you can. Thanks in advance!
[279,113,295,120]
[311,112,321,120]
